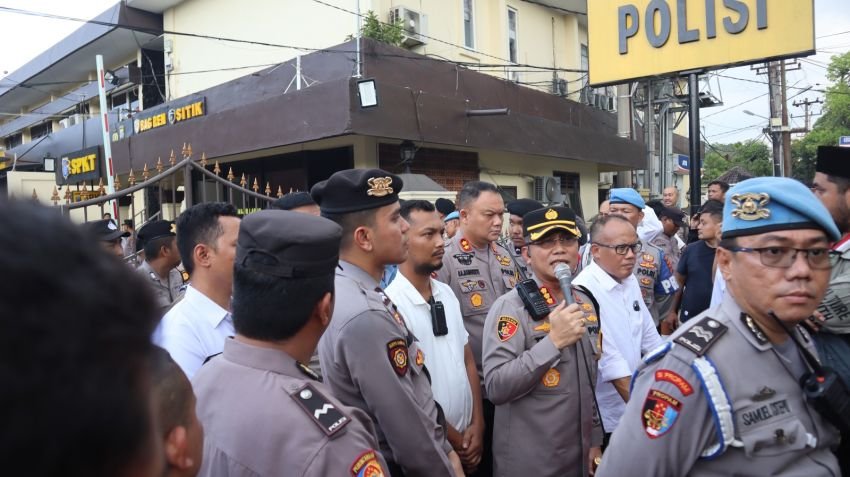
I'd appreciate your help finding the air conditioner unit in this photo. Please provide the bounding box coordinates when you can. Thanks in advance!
[533,176,564,204]
[389,6,427,47]
[69,114,83,126]
[58,118,71,130]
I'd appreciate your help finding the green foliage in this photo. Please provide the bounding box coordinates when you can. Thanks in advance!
[792,51,850,182]
[347,11,405,47]
[702,140,773,182]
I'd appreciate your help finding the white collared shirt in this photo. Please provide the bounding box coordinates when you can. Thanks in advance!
[573,259,664,432]
[154,284,234,379]
[385,272,473,431]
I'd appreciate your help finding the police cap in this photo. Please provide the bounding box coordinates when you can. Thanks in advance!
[506,198,543,219]
[435,197,456,216]
[136,220,175,246]
[236,210,342,278]
[722,177,840,241]
[271,191,316,211]
[609,188,646,210]
[311,169,403,214]
[815,146,850,179]
[84,219,130,242]
[523,206,581,242]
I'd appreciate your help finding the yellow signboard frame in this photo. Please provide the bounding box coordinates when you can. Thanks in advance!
[588,0,814,86]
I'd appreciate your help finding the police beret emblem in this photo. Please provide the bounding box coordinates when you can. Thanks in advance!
[545,208,558,220]
[731,192,771,221]
[367,177,394,197]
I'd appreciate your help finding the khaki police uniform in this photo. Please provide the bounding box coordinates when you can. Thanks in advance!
[136,260,184,313]
[483,281,603,477]
[598,295,840,476]
[634,239,678,324]
[195,339,389,477]
[318,261,454,476]
[312,169,454,477]
[650,232,681,272]
[505,242,531,279]
[435,233,519,382]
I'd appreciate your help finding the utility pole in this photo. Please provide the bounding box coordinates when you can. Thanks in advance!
[645,80,655,194]
[792,97,823,133]
[767,62,783,177]
[780,62,792,177]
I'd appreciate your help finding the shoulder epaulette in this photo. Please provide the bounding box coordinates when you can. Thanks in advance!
[290,383,350,438]
[674,316,728,356]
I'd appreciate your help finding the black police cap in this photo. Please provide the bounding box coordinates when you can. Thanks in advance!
[271,191,316,211]
[507,198,543,218]
[137,220,175,246]
[523,206,581,242]
[311,169,403,214]
[435,198,456,216]
[84,219,130,242]
[816,146,850,179]
[236,210,342,278]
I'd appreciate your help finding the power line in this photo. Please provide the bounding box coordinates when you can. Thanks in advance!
[702,92,767,119]
[817,30,850,39]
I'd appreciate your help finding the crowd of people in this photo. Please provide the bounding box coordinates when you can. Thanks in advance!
[3,147,849,477]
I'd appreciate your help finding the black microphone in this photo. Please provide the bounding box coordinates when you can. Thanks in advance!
[553,263,575,305]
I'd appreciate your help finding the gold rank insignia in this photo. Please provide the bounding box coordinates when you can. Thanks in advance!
[545,208,558,220]
[731,192,771,221]
[366,176,394,197]
[460,238,472,252]
[534,322,551,333]
[539,286,555,305]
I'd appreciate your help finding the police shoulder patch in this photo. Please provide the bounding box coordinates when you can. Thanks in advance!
[497,315,519,341]
[674,316,727,356]
[642,388,681,438]
[291,383,350,437]
[351,449,385,476]
[386,339,408,376]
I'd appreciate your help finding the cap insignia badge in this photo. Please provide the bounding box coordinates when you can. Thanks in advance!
[367,177,394,197]
[731,193,771,221]
[544,208,558,220]
[170,222,177,234]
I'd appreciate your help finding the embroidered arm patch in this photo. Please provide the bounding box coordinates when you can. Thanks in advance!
[387,339,408,376]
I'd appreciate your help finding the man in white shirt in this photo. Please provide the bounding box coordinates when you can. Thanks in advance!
[156,203,241,379]
[573,214,664,445]
[386,200,484,475]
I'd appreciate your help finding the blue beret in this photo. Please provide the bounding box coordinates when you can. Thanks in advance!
[609,188,646,210]
[444,211,459,222]
[722,177,840,241]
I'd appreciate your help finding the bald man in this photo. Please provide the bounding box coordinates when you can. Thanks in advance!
[662,187,679,208]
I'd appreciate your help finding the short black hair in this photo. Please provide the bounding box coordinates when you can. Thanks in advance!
[589,213,633,240]
[231,263,334,340]
[270,191,316,211]
[176,202,239,274]
[458,181,500,209]
[322,209,378,250]
[144,235,175,260]
[151,347,193,433]
[699,199,724,221]
[0,200,159,477]
[400,200,436,221]
[708,180,730,192]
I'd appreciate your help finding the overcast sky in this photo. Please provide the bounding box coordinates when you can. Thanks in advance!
[1,0,848,146]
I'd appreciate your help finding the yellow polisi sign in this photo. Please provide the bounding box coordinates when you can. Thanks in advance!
[588,0,814,86]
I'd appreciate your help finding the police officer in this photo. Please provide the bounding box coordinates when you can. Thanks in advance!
[193,210,389,476]
[504,198,543,278]
[607,188,678,327]
[136,220,184,315]
[598,177,841,476]
[314,169,462,477]
[435,180,520,476]
[483,206,603,477]
[83,218,130,258]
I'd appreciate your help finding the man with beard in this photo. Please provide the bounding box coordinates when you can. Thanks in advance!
[598,177,841,476]
[435,180,520,477]
[315,169,462,477]
[483,206,603,477]
[386,200,484,474]
[505,198,543,278]
[810,145,850,474]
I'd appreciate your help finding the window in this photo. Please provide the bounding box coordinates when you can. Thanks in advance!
[30,122,52,140]
[580,44,590,102]
[463,0,475,49]
[507,8,518,63]
[4,133,22,150]
[109,88,139,120]
[555,171,583,218]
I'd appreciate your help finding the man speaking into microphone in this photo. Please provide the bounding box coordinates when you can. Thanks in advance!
[482,206,603,477]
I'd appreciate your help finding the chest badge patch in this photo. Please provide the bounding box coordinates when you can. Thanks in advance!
[642,388,681,438]
[640,277,652,286]
[454,253,474,266]
[386,339,408,376]
[542,368,561,387]
[470,292,484,308]
[415,348,425,366]
[497,315,519,341]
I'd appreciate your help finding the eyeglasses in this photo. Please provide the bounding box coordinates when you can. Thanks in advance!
[530,235,578,249]
[593,241,642,255]
[726,246,832,270]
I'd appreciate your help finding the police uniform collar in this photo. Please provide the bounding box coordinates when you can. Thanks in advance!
[719,296,772,351]
[337,259,381,289]
[222,337,310,377]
